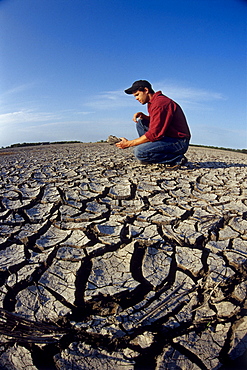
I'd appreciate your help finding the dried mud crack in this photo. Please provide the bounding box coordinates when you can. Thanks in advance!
[0,143,246,369]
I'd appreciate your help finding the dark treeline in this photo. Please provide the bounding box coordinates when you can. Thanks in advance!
[190,144,247,155]
[6,141,82,148]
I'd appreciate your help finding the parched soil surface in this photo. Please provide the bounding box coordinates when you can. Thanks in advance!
[0,143,246,370]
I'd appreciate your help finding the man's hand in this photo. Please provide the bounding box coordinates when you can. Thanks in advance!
[132,112,150,123]
[115,138,131,149]
[116,135,150,149]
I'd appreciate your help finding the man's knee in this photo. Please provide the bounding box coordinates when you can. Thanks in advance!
[134,146,141,160]
[134,146,146,161]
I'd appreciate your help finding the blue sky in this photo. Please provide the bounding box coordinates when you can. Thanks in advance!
[0,0,246,149]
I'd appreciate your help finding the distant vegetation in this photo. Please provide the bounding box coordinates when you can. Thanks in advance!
[5,141,82,148]
[190,144,247,154]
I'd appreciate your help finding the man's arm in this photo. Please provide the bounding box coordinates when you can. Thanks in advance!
[115,135,150,149]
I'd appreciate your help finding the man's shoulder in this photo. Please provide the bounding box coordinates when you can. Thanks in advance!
[151,91,174,106]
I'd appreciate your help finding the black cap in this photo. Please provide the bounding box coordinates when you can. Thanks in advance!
[124,80,152,94]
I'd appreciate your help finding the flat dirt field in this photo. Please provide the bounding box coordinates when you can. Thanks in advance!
[0,143,246,369]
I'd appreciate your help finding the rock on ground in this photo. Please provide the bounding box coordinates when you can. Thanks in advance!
[0,143,246,370]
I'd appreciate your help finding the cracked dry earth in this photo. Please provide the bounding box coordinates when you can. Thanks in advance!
[0,143,246,370]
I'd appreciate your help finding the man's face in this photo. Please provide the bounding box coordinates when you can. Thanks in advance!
[133,88,149,104]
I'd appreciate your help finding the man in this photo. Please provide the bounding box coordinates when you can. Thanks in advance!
[116,80,191,168]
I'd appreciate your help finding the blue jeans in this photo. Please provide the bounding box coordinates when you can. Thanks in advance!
[134,119,190,164]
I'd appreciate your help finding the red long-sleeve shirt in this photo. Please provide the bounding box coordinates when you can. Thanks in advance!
[145,91,191,142]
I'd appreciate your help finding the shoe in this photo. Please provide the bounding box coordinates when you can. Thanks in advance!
[163,163,181,170]
[180,156,188,166]
[163,156,188,170]
[139,160,150,165]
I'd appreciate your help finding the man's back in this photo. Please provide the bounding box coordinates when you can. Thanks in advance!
[146,91,191,141]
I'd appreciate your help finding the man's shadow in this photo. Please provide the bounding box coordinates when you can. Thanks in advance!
[219,346,247,370]
[187,161,247,169]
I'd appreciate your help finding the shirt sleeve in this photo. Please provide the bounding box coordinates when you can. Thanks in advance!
[145,102,176,142]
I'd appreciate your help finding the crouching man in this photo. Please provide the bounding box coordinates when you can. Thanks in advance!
[116,80,191,169]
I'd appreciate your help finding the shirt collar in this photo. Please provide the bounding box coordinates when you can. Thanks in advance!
[148,91,162,104]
